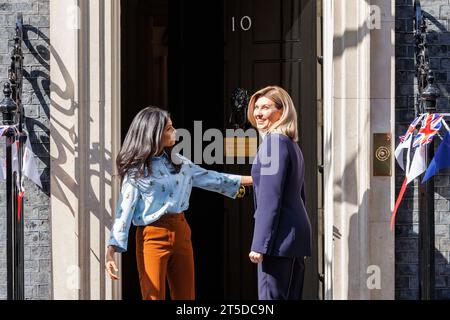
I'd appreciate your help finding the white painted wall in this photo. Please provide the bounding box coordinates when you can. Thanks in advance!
[50,0,121,300]
[327,0,395,300]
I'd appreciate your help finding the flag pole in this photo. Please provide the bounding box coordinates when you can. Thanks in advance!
[11,13,25,301]
[418,73,439,300]
[414,0,438,299]
[0,84,19,300]
[0,13,25,300]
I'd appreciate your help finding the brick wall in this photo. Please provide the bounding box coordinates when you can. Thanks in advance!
[396,0,450,300]
[0,0,50,300]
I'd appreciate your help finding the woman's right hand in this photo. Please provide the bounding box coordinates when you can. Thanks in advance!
[106,245,120,280]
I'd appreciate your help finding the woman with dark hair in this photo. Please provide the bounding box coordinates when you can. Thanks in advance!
[105,107,252,300]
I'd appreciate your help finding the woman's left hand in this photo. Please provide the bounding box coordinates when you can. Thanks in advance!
[249,251,264,264]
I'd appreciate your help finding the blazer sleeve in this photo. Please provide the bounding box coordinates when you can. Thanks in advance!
[108,176,140,253]
[251,135,289,254]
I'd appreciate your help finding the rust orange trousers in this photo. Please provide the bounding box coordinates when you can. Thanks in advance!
[135,213,195,300]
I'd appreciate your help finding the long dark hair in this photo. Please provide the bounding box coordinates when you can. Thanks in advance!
[117,106,181,180]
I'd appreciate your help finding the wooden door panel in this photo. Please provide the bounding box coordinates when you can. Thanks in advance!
[282,0,302,41]
[253,62,281,87]
[251,1,281,42]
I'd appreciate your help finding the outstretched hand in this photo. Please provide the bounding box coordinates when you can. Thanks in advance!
[241,176,253,187]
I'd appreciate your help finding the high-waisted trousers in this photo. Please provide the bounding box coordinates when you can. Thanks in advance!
[135,213,195,300]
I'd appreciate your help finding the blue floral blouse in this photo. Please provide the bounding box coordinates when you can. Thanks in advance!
[108,152,242,252]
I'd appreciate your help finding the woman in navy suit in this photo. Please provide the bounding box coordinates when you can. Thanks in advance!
[247,86,312,300]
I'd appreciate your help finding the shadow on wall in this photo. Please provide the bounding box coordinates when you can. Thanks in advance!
[24,25,114,220]
[24,3,116,299]
[329,10,364,296]
[22,25,50,196]
[332,144,366,299]
[330,0,388,299]
[332,0,372,59]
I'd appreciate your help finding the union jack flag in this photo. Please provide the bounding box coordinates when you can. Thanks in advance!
[399,115,424,142]
[412,113,443,148]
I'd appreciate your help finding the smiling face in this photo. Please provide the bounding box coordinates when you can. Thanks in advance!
[160,118,177,149]
[253,96,283,131]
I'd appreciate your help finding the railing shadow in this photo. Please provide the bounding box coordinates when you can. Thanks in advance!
[24,1,115,299]
[24,23,114,222]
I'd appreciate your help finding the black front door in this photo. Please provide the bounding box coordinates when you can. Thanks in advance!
[121,0,321,300]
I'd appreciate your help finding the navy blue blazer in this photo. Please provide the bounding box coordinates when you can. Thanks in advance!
[251,133,312,258]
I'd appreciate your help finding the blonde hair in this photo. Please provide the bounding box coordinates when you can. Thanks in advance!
[247,86,299,142]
